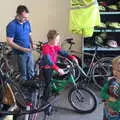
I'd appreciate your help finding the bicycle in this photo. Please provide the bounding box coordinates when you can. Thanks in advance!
[63,38,114,89]
[0,42,20,82]
[0,62,56,120]
[34,52,98,120]
[0,43,55,120]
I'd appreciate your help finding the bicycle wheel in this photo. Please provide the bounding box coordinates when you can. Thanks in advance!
[34,58,41,76]
[92,57,113,89]
[68,87,97,113]
[99,57,113,64]
[28,80,45,120]
[29,98,54,120]
[15,89,40,120]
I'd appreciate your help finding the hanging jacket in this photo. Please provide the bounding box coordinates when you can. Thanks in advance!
[69,0,101,37]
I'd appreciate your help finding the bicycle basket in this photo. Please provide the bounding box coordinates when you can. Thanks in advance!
[2,84,16,105]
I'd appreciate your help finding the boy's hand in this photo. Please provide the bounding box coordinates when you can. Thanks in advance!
[73,57,78,64]
[108,106,115,114]
[58,69,65,75]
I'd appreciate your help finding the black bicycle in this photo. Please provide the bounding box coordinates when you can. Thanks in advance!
[0,43,54,120]
[62,38,113,88]
[0,65,56,120]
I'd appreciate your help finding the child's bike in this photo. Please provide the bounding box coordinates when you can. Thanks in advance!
[35,57,98,120]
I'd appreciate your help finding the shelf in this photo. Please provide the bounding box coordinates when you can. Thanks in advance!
[100,12,120,15]
[84,47,120,51]
[94,29,120,32]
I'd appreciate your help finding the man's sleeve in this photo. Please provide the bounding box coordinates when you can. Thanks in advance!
[28,22,32,33]
[6,23,15,38]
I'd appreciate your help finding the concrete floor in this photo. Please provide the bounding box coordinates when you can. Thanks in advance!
[1,86,103,120]
[38,87,103,120]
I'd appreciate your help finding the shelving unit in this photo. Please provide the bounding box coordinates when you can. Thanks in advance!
[100,12,120,14]
[84,47,120,51]
[94,29,120,32]
[82,4,120,66]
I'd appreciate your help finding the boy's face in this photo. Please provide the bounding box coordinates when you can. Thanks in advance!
[53,35,60,45]
[113,65,120,81]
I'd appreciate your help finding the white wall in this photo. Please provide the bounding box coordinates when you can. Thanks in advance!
[0,0,81,52]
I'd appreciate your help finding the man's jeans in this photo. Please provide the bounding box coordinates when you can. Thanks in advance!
[17,52,35,81]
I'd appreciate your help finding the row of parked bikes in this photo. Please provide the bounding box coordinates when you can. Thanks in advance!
[0,39,113,120]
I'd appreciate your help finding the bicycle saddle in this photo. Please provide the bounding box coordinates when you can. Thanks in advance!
[65,38,75,45]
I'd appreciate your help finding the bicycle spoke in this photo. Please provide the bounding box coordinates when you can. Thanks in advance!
[92,57,113,88]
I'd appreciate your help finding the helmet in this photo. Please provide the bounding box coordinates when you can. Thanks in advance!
[107,40,118,48]
[107,5,118,11]
[99,5,106,11]
[100,22,107,28]
[71,0,96,7]
[95,36,104,45]
[117,1,120,9]
[100,33,107,40]
[108,23,120,28]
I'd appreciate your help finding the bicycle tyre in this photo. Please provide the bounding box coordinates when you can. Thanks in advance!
[97,57,113,64]
[92,57,113,89]
[28,80,45,120]
[68,87,97,113]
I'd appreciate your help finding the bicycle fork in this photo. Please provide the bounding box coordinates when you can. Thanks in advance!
[70,74,86,102]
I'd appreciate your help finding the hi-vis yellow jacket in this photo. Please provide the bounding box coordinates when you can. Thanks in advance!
[69,0,101,37]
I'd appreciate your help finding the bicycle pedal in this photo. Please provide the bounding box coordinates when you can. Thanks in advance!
[8,104,19,112]
[8,104,20,114]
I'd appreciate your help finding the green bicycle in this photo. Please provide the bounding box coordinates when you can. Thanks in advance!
[34,57,98,120]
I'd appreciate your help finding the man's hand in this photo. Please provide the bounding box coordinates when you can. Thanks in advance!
[31,44,37,50]
[58,68,65,75]
[23,48,32,52]
[7,37,32,53]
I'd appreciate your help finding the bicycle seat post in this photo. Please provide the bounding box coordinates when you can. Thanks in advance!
[68,43,73,51]
[95,45,98,55]
[64,38,75,52]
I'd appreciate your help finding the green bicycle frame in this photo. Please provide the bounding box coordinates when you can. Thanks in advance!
[51,74,76,93]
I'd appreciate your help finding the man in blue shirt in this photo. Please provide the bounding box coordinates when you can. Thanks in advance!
[6,5,34,81]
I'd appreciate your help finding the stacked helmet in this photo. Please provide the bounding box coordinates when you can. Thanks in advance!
[107,40,118,48]
[95,36,104,45]
[107,36,118,48]
[107,5,118,11]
